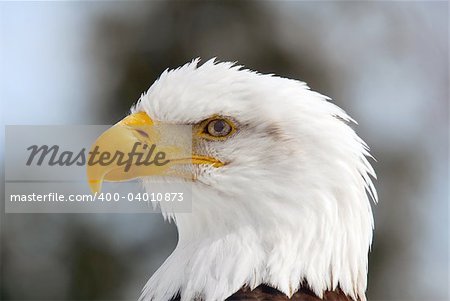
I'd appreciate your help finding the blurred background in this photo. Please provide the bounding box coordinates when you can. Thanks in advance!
[1,1,448,300]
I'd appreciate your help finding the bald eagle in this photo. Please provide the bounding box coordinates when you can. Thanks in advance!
[87,59,377,301]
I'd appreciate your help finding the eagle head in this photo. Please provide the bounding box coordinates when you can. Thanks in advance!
[87,59,377,301]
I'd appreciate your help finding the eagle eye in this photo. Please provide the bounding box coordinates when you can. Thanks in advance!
[207,119,232,137]
[199,117,235,140]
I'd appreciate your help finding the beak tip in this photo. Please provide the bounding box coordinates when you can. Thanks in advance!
[88,179,102,194]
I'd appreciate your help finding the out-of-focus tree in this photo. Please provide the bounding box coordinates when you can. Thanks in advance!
[92,1,332,123]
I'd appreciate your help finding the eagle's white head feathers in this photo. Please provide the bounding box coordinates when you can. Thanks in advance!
[130,59,377,301]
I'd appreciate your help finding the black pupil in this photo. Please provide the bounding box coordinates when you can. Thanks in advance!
[213,120,226,133]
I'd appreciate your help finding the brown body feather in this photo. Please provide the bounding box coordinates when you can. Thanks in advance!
[170,285,355,301]
[227,285,353,301]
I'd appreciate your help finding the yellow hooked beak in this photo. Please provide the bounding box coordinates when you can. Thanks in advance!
[86,112,223,193]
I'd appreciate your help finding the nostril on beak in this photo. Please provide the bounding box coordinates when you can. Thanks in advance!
[135,129,149,138]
